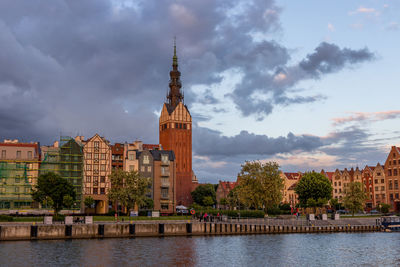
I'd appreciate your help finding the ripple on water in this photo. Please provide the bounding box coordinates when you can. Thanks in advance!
[0,232,399,267]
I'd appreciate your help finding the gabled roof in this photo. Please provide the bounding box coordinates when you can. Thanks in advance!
[283,172,302,180]
[218,181,237,192]
[324,172,334,181]
[136,150,175,161]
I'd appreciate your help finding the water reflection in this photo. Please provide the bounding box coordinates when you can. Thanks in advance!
[0,233,399,267]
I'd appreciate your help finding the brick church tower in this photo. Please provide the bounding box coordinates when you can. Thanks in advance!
[159,42,195,206]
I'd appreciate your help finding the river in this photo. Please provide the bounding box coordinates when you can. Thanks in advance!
[0,232,398,266]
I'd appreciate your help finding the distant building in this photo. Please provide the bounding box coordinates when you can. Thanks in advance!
[0,140,40,209]
[216,181,237,209]
[40,136,84,210]
[79,134,112,214]
[111,143,124,170]
[361,165,376,210]
[384,146,400,211]
[281,172,302,207]
[137,150,176,214]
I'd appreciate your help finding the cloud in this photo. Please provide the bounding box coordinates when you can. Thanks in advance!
[299,42,375,78]
[332,110,400,126]
[193,126,324,157]
[327,23,335,32]
[349,6,380,16]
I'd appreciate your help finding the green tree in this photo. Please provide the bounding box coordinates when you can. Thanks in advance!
[191,184,216,207]
[379,203,391,214]
[108,169,150,213]
[141,197,154,210]
[219,198,228,207]
[63,195,74,209]
[227,186,242,210]
[295,172,332,208]
[237,161,284,212]
[203,196,215,207]
[84,196,95,209]
[330,198,339,211]
[31,172,76,215]
[343,182,366,216]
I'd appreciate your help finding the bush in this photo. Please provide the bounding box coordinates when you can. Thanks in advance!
[53,214,65,222]
[0,215,14,222]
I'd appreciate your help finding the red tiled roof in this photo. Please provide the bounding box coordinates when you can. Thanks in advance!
[325,172,334,181]
[143,144,160,150]
[219,181,237,192]
[284,172,302,180]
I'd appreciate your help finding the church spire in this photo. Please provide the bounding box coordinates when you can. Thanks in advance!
[167,37,183,109]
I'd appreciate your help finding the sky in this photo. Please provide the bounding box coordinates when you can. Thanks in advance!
[0,0,399,183]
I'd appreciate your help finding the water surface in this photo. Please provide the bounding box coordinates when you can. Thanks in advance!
[0,233,398,266]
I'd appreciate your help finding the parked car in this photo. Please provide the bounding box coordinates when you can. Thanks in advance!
[370,209,379,214]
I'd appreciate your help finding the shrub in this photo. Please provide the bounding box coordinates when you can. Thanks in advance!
[194,209,265,218]
[53,214,65,222]
[0,215,14,222]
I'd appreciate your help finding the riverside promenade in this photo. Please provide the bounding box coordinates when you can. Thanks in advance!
[0,217,381,241]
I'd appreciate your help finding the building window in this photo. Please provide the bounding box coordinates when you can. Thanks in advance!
[16,151,21,159]
[147,166,152,172]
[1,150,5,159]
[334,182,337,186]
[183,124,187,129]
[335,189,337,193]
[339,189,341,193]
[129,153,135,161]
[100,165,106,171]
[395,169,398,176]
[85,187,90,194]
[389,180,393,190]
[86,165,92,171]
[143,155,150,164]
[381,179,385,183]
[376,194,379,200]
[161,204,169,210]
[375,179,378,184]
[381,186,385,191]
[377,172,381,176]
[161,154,169,163]
[94,165,99,171]
[27,151,32,159]
[141,166,145,172]
[15,187,19,193]
[100,188,105,195]
[390,194,394,200]
[86,176,91,183]
[175,123,178,129]
[382,194,386,199]
[388,170,392,176]
[94,141,100,148]
[94,153,99,159]
[395,160,398,165]
[87,153,92,159]
[15,178,20,183]
[93,188,98,195]
[375,186,379,191]
[100,153,105,160]
[161,167,169,176]
[100,176,105,183]
[129,165,134,171]
[396,193,399,200]
[161,188,169,199]
[395,180,399,190]
[339,182,341,186]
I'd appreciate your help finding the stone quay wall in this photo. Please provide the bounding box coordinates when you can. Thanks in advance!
[0,222,381,241]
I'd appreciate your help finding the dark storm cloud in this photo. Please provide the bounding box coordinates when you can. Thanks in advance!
[193,126,324,156]
[299,42,375,77]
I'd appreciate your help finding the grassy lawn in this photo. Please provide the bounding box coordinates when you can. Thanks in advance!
[10,217,44,222]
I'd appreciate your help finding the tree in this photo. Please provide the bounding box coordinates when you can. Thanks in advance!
[330,198,339,211]
[203,196,215,207]
[227,186,242,210]
[219,198,228,207]
[108,169,150,213]
[84,196,95,212]
[237,161,284,212]
[295,172,332,208]
[31,172,76,215]
[191,184,216,207]
[379,203,391,214]
[343,182,366,216]
[141,197,154,210]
